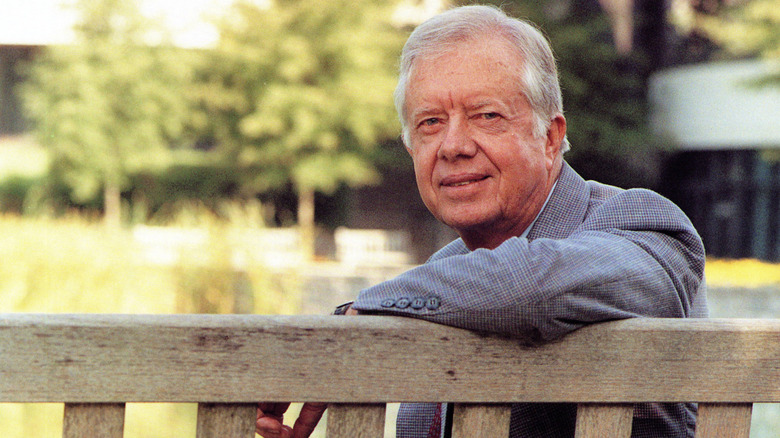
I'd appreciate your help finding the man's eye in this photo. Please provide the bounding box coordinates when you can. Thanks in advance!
[421,118,440,126]
[482,112,500,120]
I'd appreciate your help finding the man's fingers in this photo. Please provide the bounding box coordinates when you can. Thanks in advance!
[258,402,292,418]
[255,416,283,435]
[256,402,294,437]
[256,402,325,438]
[255,420,293,438]
[292,403,328,438]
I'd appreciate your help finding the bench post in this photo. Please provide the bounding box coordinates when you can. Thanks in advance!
[695,403,753,438]
[62,403,125,438]
[195,403,256,438]
[574,403,633,438]
[451,403,512,438]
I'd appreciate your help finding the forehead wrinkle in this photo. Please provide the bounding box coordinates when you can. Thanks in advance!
[448,90,456,111]
[470,100,500,111]
[409,91,458,122]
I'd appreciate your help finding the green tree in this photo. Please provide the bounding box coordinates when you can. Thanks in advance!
[20,0,195,226]
[193,0,406,256]
[672,0,779,84]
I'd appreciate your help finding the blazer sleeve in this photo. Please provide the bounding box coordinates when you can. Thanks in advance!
[350,188,706,344]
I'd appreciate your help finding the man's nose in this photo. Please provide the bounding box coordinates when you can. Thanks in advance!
[437,119,477,160]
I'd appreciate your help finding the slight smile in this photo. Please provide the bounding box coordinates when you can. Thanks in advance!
[441,174,490,188]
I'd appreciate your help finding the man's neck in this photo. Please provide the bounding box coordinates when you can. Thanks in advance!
[460,159,563,250]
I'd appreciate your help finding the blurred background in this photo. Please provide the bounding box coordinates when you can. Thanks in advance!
[0,0,778,436]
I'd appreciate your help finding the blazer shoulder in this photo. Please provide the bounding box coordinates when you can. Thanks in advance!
[582,184,696,234]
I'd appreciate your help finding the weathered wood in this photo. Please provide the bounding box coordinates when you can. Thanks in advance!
[695,403,753,438]
[574,403,633,438]
[1,315,780,403]
[62,403,125,438]
[326,403,386,438]
[195,403,255,438]
[451,403,512,438]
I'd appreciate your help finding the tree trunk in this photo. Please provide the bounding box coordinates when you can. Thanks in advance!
[104,183,122,229]
[297,186,315,262]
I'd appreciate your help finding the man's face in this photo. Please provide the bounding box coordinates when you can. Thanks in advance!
[404,36,565,250]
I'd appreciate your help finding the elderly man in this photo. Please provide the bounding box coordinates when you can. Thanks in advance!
[257,4,706,438]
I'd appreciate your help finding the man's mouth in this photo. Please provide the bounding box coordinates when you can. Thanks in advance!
[441,175,489,187]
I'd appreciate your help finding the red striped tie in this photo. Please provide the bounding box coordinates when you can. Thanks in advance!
[427,403,442,438]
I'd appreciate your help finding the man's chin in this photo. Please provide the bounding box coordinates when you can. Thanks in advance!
[441,216,494,237]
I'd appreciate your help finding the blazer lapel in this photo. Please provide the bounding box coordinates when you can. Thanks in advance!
[527,162,589,241]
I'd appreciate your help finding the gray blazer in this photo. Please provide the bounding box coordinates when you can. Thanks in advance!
[352,162,707,437]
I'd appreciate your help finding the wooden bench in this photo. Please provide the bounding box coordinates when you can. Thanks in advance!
[1,314,779,437]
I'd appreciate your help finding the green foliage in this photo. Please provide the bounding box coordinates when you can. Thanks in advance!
[16,0,408,222]
[674,0,780,62]
[672,0,780,87]
[0,176,36,212]
[193,0,406,197]
[552,16,651,152]
[129,153,246,218]
[18,0,196,210]
[0,149,248,219]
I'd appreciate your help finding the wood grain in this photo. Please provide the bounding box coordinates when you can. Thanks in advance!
[62,403,125,438]
[451,403,511,438]
[195,403,255,438]
[326,403,386,438]
[574,403,633,438]
[695,403,753,438]
[1,315,779,404]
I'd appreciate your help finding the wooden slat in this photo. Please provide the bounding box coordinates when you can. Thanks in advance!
[62,403,125,438]
[195,403,255,438]
[326,403,386,438]
[695,403,753,438]
[574,403,633,438]
[451,403,511,438]
[2,315,780,403]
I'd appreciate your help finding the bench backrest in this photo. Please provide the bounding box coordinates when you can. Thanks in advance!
[2,314,778,437]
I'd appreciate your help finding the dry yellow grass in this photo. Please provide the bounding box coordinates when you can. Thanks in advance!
[0,212,301,315]
[0,214,175,313]
[705,258,780,288]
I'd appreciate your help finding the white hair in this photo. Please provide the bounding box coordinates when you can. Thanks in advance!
[394,5,570,152]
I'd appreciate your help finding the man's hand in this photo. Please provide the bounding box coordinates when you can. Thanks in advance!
[255,402,327,438]
[256,308,353,437]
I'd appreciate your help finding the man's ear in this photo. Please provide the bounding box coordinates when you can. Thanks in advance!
[545,114,566,162]
[402,134,414,157]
